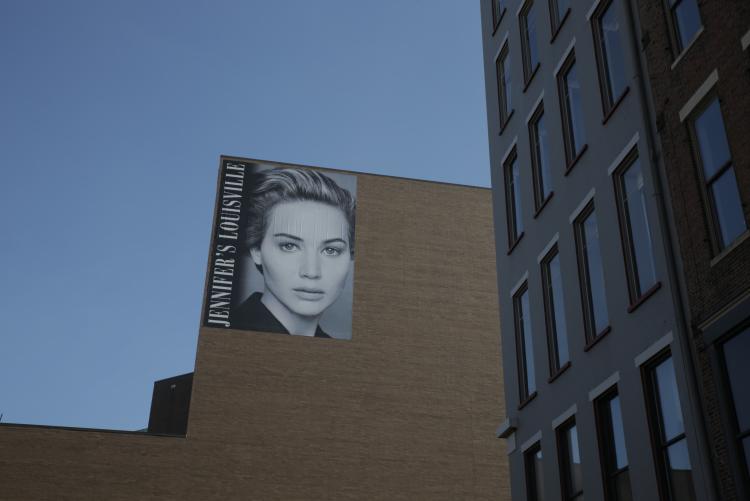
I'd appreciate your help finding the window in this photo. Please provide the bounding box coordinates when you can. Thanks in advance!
[614,152,658,305]
[592,0,628,116]
[574,202,609,344]
[496,43,513,129]
[667,0,702,54]
[558,51,587,168]
[549,0,571,38]
[525,442,546,501]
[492,0,506,31]
[504,147,524,249]
[691,98,746,251]
[514,282,536,403]
[541,244,570,375]
[520,0,540,84]
[721,326,750,481]
[558,419,584,501]
[596,389,633,501]
[529,102,552,210]
[643,353,697,501]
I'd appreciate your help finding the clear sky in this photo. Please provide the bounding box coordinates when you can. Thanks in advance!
[0,1,490,430]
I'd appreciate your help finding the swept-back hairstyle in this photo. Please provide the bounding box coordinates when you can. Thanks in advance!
[245,168,356,256]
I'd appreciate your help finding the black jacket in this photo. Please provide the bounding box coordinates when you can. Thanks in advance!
[230,293,331,338]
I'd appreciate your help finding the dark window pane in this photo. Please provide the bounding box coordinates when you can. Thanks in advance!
[549,253,569,365]
[666,439,697,501]
[568,424,583,493]
[493,0,504,25]
[610,396,629,469]
[723,327,750,431]
[622,158,657,293]
[512,158,524,236]
[654,356,685,441]
[521,289,536,394]
[695,100,731,179]
[600,1,627,101]
[743,437,750,479]
[533,448,545,501]
[525,2,539,71]
[537,113,552,198]
[565,65,586,154]
[614,470,632,501]
[504,53,513,113]
[711,168,747,247]
[583,211,609,333]
[674,0,701,50]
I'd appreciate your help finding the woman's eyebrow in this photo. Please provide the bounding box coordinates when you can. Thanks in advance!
[322,238,347,245]
[272,233,302,241]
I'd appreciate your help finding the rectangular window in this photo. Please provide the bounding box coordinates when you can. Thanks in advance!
[596,389,633,501]
[525,442,546,501]
[541,244,569,375]
[574,202,609,344]
[691,98,746,251]
[643,352,697,501]
[492,0,506,31]
[520,0,540,84]
[549,0,571,38]
[667,0,702,53]
[504,147,524,249]
[592,0,628,115]
[529,102,552,210]
[558,419,584,501]
[614,152,658,305]
[496,43,513,129]
[558,51,587,168]
[514,282,537,402]
[721,326,750,481]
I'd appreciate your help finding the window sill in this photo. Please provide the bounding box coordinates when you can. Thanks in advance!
[518,391,538,410]
[564,144,588,176]
[627,282,662,313]
[710,229,750,267]
[550,8,571,44]
[507,231,525,255]
[499,109,515,135]
[492,9,507,37]
[671,25,705,70]
[602,86,630,125]
[533,192,554,219]
[548,361,571,383]
[584,325,612,352]
[523,63,541,93]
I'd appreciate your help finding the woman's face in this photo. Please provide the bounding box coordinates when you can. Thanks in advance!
[251,200,352,319]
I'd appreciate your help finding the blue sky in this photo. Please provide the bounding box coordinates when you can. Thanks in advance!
[0,1,490,430]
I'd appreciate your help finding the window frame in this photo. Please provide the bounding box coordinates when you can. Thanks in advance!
[557,418,584,501]
[496,41,514,132]
[612,148,661,308]
[513,281,537,405]
[520,0,541,86]
[548,0,571,42]
[557,50,587,171]
[591,0,630,120]
[524,441,545,501]
[573,201,610,347]
[504,146,524,251]
[641,349,697,501]
[541,243,569,378]
[665,0,702,57]
[492,0,507,34]
[529,100,553,213]
[688,96,747,253]
[595,387,633,501]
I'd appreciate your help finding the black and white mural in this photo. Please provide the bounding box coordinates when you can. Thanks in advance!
[203,159,356,340]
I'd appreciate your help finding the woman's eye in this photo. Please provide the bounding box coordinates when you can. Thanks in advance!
[322,247,342,256]
[280,242,299,252]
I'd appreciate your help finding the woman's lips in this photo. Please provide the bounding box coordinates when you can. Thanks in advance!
[293,288,325,301]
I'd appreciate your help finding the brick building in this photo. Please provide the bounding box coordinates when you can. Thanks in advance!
[0,158,509,500]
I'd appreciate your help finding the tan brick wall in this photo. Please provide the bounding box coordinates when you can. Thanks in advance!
[0,168,508,500]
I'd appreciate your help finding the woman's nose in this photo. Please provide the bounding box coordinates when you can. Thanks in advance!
[299,250,321,279]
